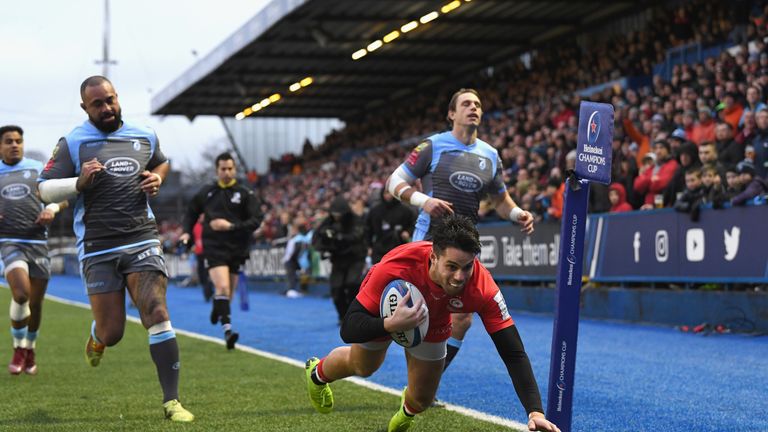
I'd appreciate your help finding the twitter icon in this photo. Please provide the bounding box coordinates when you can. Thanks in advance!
[724,227,740,261]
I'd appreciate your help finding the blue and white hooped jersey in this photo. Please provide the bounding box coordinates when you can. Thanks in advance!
[38,120,167,260]
[0,158,46,243]
[399,131,506,233]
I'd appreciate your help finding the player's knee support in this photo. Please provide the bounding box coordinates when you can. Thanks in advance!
[148,320,172,334]
[148,320,176,344]
[9,300,30,322]
[4,260,29,278]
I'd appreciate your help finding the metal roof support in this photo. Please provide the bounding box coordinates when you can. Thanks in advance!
[219,116,250,173]
[152,0,642,119]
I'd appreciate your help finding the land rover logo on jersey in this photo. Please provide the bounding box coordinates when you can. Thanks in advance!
[104,157,140,177]
[449,171,483,192]
[132,140,141,151]
[587,111,601,144]
[449,298,463,309]
[1,183,31,200]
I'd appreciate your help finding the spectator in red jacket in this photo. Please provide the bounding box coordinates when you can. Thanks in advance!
[609,183,633,213]
[691,107,717,145]
[634,140,680,209]
[545,176,565,220]
[721,93,744,133]
[622,114,652,167]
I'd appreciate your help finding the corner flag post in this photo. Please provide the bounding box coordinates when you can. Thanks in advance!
[546,101,614,432]
[238,270,250,311]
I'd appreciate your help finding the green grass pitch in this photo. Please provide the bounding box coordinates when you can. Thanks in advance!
[0,286,521,431]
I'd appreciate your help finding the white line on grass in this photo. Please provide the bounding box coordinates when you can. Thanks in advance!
[43,292,527,431]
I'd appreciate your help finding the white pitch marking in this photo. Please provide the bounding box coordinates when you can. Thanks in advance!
[39,290,527,431]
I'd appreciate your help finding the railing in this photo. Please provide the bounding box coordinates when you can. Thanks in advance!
[653,41,733,81]
[44,204,768,286]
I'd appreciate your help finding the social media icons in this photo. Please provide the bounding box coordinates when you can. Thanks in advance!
[723,227,740,261]
[685,229,705,262]
[655,230,669,262]
[632,230,669,263]
[632,232,641,263]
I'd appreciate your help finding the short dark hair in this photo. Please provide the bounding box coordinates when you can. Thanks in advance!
[215,152,235,168]
[431,214,481,256]
[653,139,671,152]
[701,164,718,176]
[80,75,113,100]
[685,166,702,178]
[446,88,481,125]
[0,125,23,138]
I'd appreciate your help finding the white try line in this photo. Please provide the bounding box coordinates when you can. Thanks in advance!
[35,289,527,431]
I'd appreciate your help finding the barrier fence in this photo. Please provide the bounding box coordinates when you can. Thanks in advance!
[49,205,768,286]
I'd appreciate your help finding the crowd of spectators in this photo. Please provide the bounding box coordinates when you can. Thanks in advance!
[248,0,768,244]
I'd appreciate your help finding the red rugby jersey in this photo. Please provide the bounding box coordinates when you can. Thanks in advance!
[356,241,514,342]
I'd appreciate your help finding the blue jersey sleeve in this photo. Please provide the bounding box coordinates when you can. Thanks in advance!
[147,134,168,171]
[492,154,507,195]
[402,140,433,179]
[39,137,76,181]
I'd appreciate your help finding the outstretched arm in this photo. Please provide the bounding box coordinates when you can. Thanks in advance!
[490,326,560,432]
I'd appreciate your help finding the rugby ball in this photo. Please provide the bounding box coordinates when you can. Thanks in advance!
[380,279,429,347]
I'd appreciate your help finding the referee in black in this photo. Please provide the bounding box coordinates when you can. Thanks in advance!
[181,152,262,350]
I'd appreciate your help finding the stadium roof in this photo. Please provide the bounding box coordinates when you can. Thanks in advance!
[151,0,644,121]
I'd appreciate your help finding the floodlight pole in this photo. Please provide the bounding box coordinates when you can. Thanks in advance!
[95,0,118,78]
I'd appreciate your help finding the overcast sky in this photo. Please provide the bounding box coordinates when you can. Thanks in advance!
[1,0,270,169]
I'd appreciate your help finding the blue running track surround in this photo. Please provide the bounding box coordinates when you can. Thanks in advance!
[43,275,767,431]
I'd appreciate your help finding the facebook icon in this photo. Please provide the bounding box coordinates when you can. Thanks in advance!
[633,232,641,263]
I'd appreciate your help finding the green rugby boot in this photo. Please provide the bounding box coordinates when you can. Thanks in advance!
[305,357,334,414]
[84,334,106,367]
[163,399,194,422]
[388,387,415,432]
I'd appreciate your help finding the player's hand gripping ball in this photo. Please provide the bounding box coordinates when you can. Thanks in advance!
[380,279,429,347]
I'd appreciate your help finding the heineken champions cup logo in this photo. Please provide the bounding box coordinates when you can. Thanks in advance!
[587,111,601,144]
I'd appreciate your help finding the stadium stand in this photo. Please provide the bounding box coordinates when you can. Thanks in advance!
[147,0,767,301]
[224,0,768,242]
[7,3,767,431]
